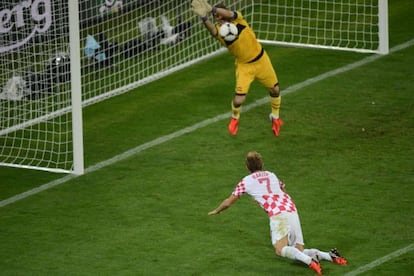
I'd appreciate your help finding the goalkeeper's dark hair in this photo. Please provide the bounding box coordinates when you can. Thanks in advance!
[245,151,264,172]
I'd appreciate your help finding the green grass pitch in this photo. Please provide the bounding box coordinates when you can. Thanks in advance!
[0,0,413,275]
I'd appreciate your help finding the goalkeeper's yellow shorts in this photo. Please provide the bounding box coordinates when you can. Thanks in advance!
[234,50,278,95]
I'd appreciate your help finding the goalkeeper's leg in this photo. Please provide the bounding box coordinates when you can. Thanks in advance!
[269,84,283,136]
[269,84,281,119]
[231,95,245,119]
[255,52,283,136]
[229,64,252,135]
[228,95,245,135]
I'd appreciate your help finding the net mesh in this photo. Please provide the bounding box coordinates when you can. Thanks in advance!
[254,0,380,51]
[0,0,72,172]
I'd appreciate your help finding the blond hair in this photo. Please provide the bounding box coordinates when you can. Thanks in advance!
[245,151,263,172]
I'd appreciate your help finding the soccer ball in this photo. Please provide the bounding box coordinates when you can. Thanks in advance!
[219,22,238,42]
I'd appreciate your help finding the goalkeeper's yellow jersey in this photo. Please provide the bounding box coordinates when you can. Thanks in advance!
[216,11,262,64]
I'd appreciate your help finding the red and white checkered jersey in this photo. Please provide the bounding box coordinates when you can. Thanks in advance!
[232,171,297,217]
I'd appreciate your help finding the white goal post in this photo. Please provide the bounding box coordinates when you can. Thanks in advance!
[0,0,84,174]
[0,0,388,174]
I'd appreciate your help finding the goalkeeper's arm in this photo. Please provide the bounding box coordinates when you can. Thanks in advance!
[192,0,218,37]
[200,4,237,38]
[213,6,236,20]
[202,18,218,38]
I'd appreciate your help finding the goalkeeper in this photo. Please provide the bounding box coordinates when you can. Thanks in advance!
[192,0,283,136]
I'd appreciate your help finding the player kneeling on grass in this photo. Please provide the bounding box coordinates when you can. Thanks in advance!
[208,151,348,275]
[191,0,283,136]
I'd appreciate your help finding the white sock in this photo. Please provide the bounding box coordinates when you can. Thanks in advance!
[303,248,333,262]
[281,246,312,265]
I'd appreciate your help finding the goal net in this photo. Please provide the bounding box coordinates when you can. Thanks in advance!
[0,0,388,174]
[254,0,388,54]
[0,0,76,173]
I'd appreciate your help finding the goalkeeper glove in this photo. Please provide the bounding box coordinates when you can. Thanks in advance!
[191,0,208,17]
[200,0,213,14]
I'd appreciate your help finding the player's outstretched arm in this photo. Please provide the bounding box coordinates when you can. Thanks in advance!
[191,0,215,37]
[191,0,216,36]
[208,195,239,216]
[213,7,235,20]
[202,19,218,37]
[200,0,235,19]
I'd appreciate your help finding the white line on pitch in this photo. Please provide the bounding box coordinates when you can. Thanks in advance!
[344,243,414,276]
[1,38,413,210]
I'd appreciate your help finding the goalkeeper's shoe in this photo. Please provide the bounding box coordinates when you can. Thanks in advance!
[228,117,239,135]
[309,260,323,275]
[329,248,348,266]
[269,114,283,136]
